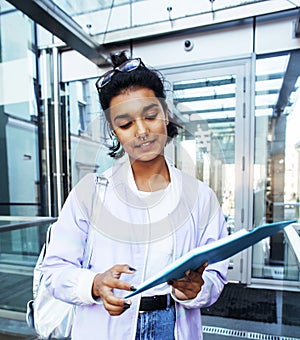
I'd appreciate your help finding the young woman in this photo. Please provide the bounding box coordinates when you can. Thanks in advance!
[42,51,229,339]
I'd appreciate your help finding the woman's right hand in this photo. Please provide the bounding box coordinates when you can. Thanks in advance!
[92,264,136,316]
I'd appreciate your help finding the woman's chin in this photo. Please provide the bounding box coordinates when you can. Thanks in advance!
[130,151,163,163]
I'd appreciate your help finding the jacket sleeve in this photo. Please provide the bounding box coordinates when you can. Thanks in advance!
[42,174,101,306]
[171,186,229,309]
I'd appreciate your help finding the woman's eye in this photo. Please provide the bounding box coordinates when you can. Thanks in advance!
[145,113,158,120]
[119,121,132,129]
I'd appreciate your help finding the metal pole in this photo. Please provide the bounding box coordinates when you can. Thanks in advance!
[40,48,52,216]
[52,46,62,213]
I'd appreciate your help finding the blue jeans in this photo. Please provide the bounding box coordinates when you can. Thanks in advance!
[135,305,175,340]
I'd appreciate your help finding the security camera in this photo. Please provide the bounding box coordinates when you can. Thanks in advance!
[184,40,194,51]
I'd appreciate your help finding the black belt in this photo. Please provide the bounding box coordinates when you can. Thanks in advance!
[139,294,174,312]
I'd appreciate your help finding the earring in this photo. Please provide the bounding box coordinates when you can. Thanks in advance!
[108,135,123,158]
[108,130,124,158]
[110,136,120,153]
[112,136,119,149]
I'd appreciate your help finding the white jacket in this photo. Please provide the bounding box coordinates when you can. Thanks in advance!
[42,160,229,340]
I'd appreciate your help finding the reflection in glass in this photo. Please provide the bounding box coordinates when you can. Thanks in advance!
[252,52,300,281]
[0,6,40,216]
[65,79,115,187]
[173,74,236,223]
[0,219,53,313]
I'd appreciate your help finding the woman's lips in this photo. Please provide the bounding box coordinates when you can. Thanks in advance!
[135,139,155,149]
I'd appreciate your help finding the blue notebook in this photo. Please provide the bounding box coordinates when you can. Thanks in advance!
[125,219,297,298]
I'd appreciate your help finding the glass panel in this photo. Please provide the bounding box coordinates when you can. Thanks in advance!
[0,218,54,313]
[282,224,300,335]
[171,68,245,282]
[65,79,115,187]
[0,4,41,216]
[50,0,283,36]
[173,74,236,224]
[284,224,300,282]
[252,51,300,281]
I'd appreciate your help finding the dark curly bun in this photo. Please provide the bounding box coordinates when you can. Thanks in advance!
[110,50,129,68]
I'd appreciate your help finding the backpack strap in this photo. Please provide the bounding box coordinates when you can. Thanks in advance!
[82,175,109,269]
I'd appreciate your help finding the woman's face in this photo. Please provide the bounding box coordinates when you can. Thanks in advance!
[109,88,169,162]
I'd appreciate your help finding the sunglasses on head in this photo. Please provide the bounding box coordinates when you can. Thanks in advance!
[95,58,144,91]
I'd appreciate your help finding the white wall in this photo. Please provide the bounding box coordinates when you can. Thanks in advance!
[133,24,253,68]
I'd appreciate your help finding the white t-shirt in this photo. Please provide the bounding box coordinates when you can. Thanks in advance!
[128,168,179,296]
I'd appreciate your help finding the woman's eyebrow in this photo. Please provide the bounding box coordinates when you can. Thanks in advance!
[142,103,159,113]
[113,113,131,123]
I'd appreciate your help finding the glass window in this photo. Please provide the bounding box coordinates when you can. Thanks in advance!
[0,4,48,319]
[0,5,41,216]
[252,51,300,281]
[173,73,238,221]
[65,79,114,187]
[50,0,281,36]
[0,218,55,314]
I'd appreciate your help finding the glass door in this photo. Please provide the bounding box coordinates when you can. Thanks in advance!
[252,51,300,287]
[162,57,253,282]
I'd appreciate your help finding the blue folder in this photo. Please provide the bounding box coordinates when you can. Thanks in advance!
[125,219,297,298]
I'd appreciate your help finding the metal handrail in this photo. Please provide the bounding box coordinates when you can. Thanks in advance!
[0,216,57,232]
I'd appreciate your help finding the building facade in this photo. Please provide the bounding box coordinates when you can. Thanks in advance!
[0,0,299,337]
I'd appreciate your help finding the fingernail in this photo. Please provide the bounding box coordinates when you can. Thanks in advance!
[124,299,132,305]
[130,286,137,291]
[167,280,174,285]
[129,267,136,272]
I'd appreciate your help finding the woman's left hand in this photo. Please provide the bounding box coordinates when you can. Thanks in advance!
[168,262,208,300]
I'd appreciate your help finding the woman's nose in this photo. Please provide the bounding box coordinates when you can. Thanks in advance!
[135,118,148,137]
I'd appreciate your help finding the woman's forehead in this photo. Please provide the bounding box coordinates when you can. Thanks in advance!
[109,88,162,115]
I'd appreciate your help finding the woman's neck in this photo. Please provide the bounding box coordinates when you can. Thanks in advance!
[130,155,170,192]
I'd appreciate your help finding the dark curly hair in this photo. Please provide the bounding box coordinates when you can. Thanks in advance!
[96,51,181,158]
